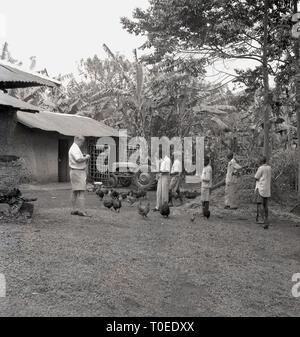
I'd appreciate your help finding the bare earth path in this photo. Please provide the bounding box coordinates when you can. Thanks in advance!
[0,187,299,316]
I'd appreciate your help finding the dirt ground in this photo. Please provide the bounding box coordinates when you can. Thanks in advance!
[0,185,300,317]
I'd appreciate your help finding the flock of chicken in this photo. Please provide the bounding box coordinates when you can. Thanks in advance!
[95,187,171,218]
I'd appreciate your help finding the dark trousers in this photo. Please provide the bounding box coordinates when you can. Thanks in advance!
[256,198,269,223]
[202,201,210,217]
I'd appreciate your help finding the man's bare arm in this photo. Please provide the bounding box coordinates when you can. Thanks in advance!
[74,154,90,163]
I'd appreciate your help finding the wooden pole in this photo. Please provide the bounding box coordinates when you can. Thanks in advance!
[294,0,300,202]
[263,0,270,161]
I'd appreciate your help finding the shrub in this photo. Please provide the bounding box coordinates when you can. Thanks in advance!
[0,157,31,192]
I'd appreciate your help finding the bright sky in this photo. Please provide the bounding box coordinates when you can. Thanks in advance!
[0,0,259,86]
[0,0,149,76]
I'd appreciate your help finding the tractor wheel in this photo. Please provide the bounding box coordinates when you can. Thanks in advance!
[106,173,118,188]
[134,166,157,190]
[118,177,132,187]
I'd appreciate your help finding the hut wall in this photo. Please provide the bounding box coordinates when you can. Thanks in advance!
[1,111,112,184]
[0,111,69,183]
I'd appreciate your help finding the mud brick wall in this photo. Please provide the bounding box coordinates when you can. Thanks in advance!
[0,111,70,183]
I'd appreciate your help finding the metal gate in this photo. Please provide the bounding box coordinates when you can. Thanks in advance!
[87,138,111,184]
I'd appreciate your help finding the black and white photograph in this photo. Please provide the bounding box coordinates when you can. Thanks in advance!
[0,0,300,323]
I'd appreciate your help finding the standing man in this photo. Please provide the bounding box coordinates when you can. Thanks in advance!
[224,153,242,210]
[169,150,182,206]
[201,156,212,219]
[254,156,272,229]
[69,136,90,216]
[153,151,171,211]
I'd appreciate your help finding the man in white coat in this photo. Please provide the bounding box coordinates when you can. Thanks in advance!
[68,136,90,216]
[153,152,171,211]
[224,152,242,209]
[201,156,212,219]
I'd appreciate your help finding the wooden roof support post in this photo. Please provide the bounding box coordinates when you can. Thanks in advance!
[293,0,300,203]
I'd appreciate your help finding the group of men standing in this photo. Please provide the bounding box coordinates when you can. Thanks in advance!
[68,137,184,216]
[201,153,272,229]
[225,153,271,228]
[153,151,182,211]
[68,136,272,228]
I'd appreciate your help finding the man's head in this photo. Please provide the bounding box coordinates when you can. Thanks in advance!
[227,152,234,161]
[260,155,267,165]
[74,136,85,148]
[204,156,210,167]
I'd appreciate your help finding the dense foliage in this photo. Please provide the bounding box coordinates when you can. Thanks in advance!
[1,0,299,196]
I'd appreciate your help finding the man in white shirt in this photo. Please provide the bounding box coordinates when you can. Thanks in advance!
[254,156,271,228]
[154,152,171,211]
[69,136,90,216]
[201,156,212,219]
[224,153,242,209]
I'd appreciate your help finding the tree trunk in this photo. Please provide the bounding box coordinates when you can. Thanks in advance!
[294,0,300,203]
[262,0,270,161]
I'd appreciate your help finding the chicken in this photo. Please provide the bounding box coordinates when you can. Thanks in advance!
[190,213,196,222]
[169,190,183,207]
[121,192,129,200]
[103,190,113,210]
[135,189,147,199]
[96,188,104,200]
[138,200,150,218]
[203,209,210,219]
[182,190,201,199]
[127,191,137,206]
[160,202,170,218]
[112,195,122,212]
[129,189,147,199]
[111,190,119,199]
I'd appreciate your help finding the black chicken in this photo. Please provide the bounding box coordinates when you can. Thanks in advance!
[112,195,122,212]
[96,189,104,200]
[136,189,147,199]
[111,190,119,199]
[203,209,211,219]
[103,191,113,210]
[160,202,170,218]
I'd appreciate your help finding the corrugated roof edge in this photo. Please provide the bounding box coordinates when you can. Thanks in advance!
[16,110,120,137]
[0,91,40,112]
[0,60,61,86]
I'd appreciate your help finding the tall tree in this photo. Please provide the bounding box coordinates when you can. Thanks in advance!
[121,0,295,155]
[262,0,271,160]
[293,0,300,202]
[121,0,293,71]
